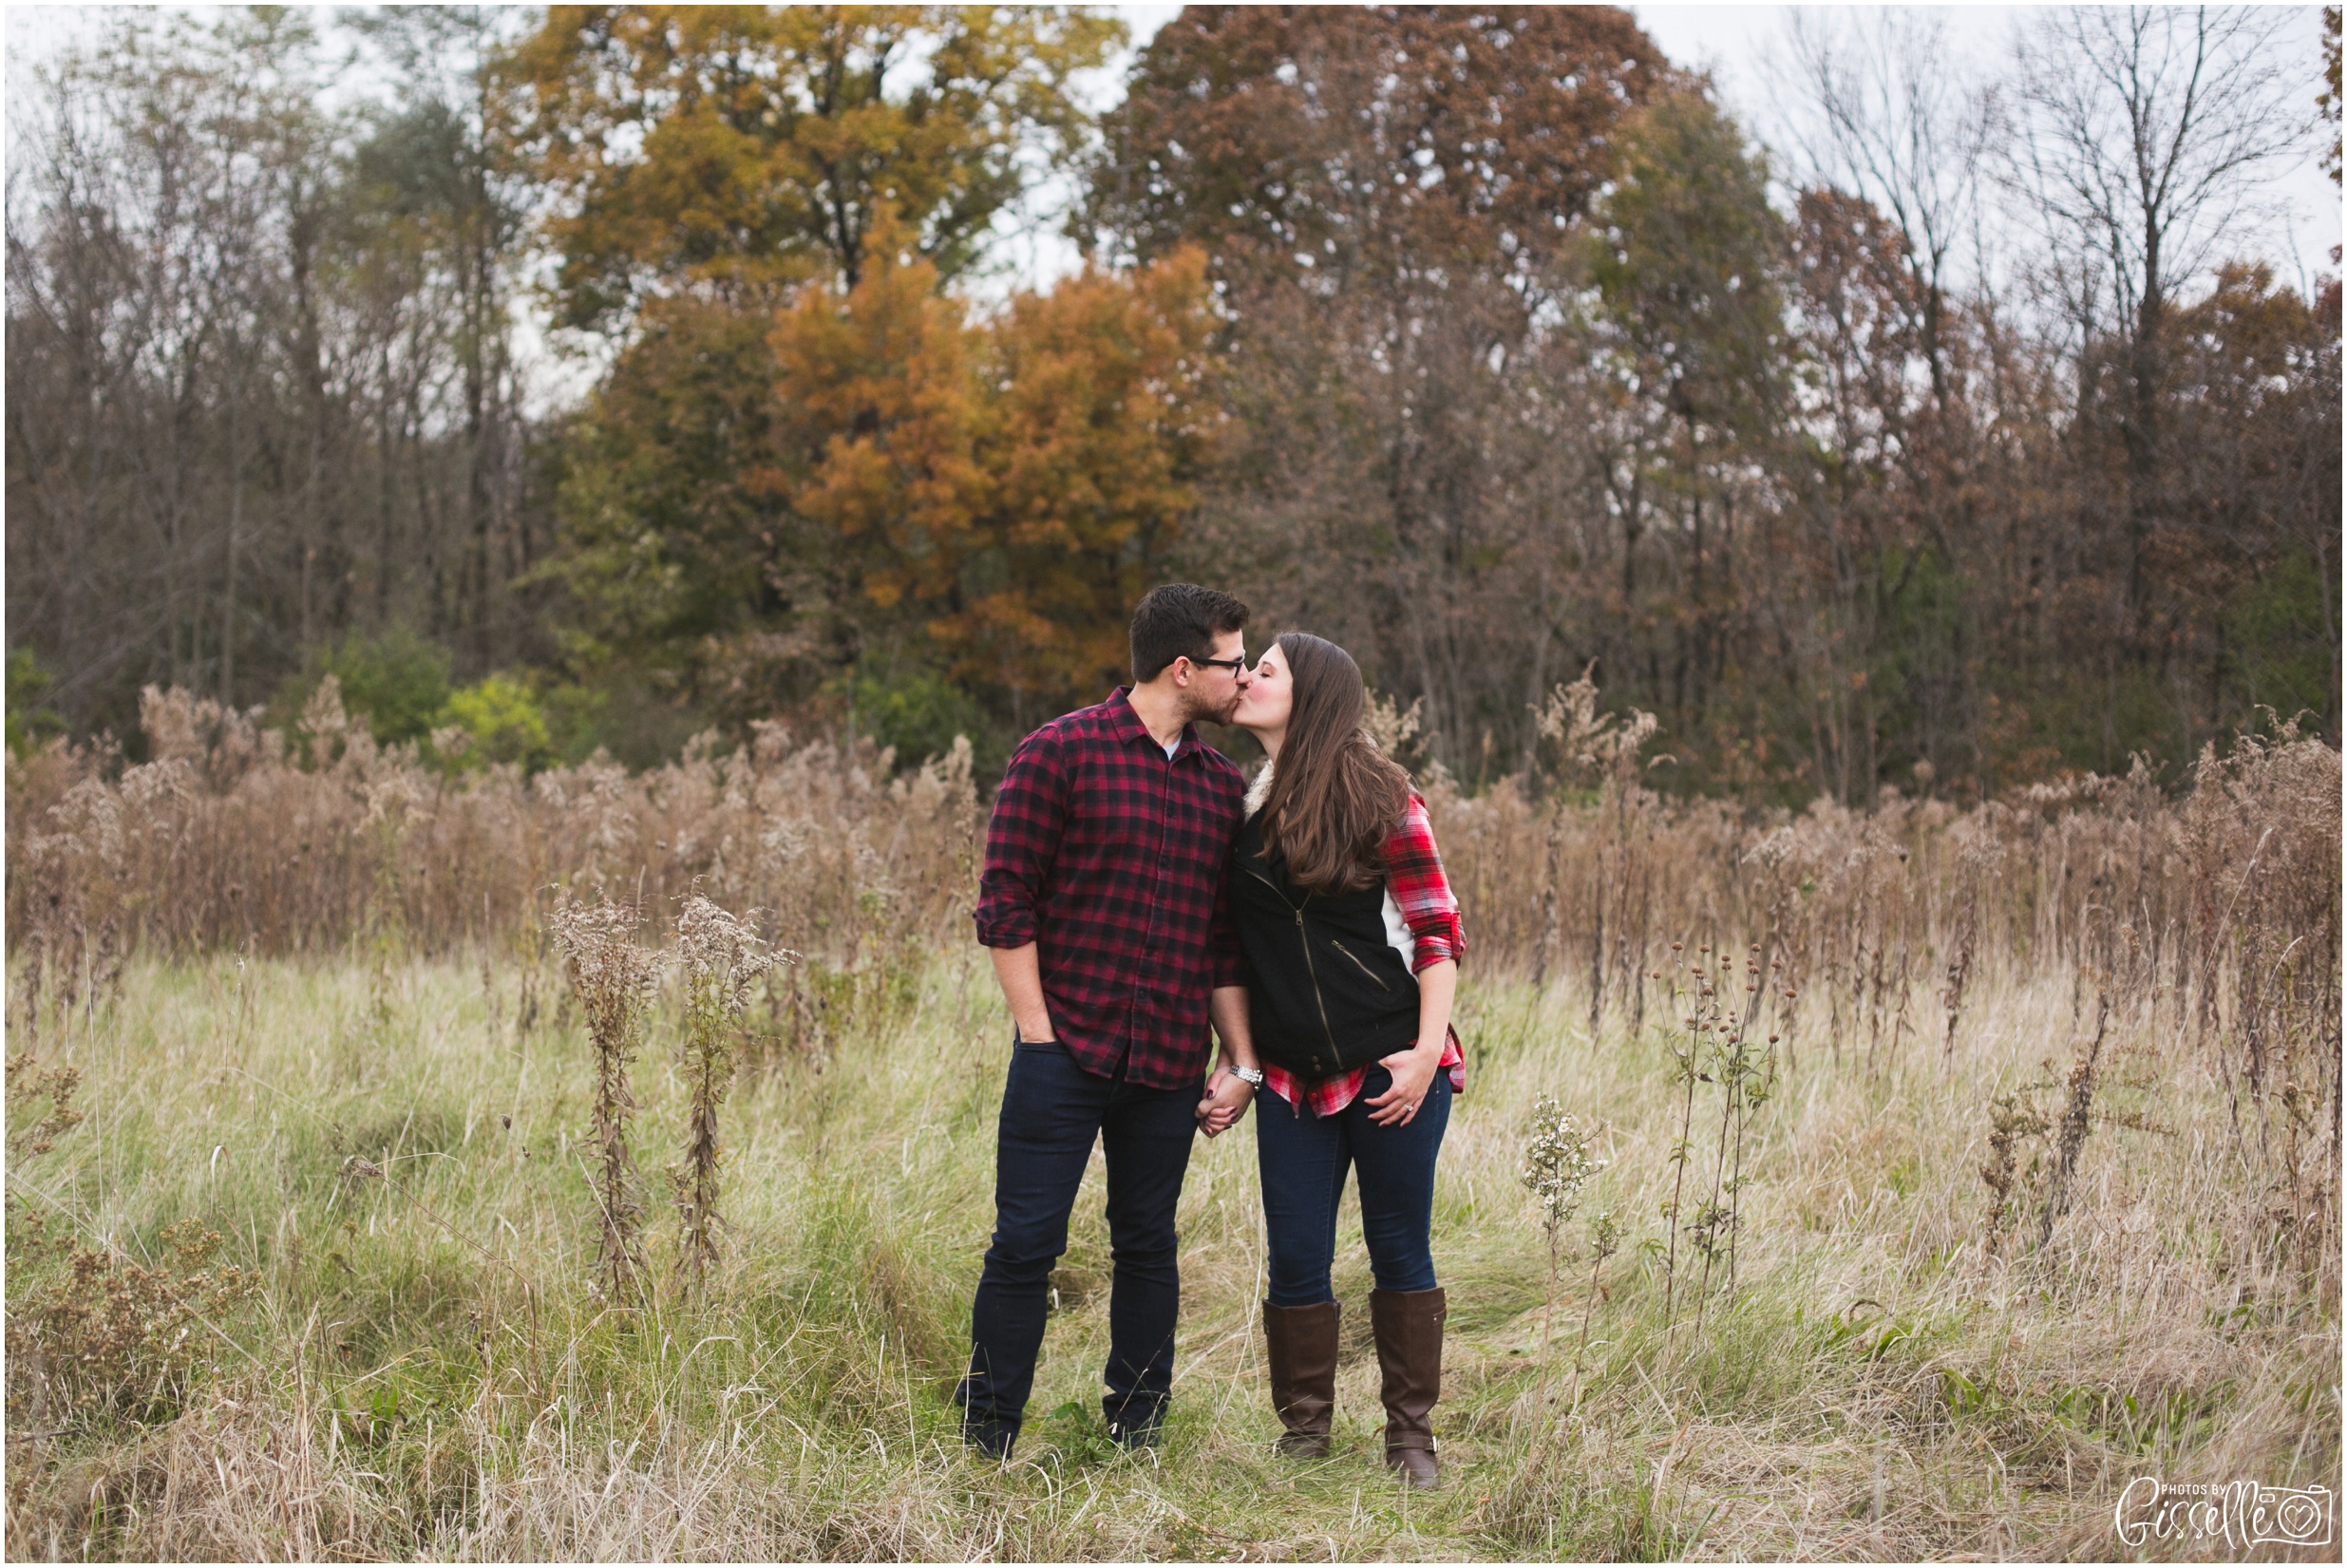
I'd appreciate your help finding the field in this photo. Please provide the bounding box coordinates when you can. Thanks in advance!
[3,691,2339,1560]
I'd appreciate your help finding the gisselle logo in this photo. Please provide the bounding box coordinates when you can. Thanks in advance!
[2114,1476,2335,1550]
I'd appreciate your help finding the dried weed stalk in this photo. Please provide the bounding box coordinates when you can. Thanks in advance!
[1978,990,2114,1257]
[672,894,789,1290]
[2036,989,2112,1250]
[1656,941,1700,1333]
[552,892,662,1302]
[1686,945,1777,1325]
[1574,1212,1623,1378]
[1534,666,1663,1037]
[1940,830,1998,1054]
[6,1049,85,1157]
[1520,1095,1604,1408]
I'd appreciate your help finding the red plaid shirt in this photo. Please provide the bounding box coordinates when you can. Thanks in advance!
[1261,790,1467,1117]
[975,688,1248,1090]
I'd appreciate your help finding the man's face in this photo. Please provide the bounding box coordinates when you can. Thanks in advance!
[1178,630,1249,726]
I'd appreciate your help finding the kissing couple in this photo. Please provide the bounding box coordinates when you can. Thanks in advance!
[955,583,1466,1488]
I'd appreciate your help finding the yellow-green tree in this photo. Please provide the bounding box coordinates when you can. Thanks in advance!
[517,6,1214,749]
[497,5,1123,327]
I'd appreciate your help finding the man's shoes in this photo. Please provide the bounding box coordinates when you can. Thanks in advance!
[1371,1286,1445,1489]
[1263,1299,1340,1458]
[960,1412,1020,1461]
[1105,1413,1164,1451]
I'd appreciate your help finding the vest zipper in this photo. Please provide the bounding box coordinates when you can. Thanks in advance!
[1247,862,1341,1070]
[1328,937,1392,992]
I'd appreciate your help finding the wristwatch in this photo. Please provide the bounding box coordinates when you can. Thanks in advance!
[1229,1064,1264,1086]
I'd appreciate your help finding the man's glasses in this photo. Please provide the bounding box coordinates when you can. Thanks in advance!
[1189,653,1247,672]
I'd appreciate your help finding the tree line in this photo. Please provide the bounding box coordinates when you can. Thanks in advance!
[9,5,2338,800]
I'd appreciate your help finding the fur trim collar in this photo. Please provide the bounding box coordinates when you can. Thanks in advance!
[1244,757,1275,820]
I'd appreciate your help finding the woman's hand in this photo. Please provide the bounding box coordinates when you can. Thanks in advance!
[1366,1040,1442,1127]
[1370,958,1455,1128]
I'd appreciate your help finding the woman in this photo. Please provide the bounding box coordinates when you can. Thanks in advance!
[1204,632,1465,1488]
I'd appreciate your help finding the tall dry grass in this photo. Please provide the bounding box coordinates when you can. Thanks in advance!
[4,949,2336,1559]
[13,683,2335,1003]
[4,681,2338,1559]
[6,681,981,971]
[11,682,2335,1255]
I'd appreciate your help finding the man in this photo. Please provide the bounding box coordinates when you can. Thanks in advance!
[957,583,1263,1459]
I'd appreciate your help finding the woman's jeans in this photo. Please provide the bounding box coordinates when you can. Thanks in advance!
[1255,1065,1449,1308]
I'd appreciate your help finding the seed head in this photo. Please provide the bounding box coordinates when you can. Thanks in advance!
[1520,1095,1605,1235]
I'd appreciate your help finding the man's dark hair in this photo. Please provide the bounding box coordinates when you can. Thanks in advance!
[1130,583,1249,683]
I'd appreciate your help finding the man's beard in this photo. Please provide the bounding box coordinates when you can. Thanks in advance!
[1184,687,1242,727]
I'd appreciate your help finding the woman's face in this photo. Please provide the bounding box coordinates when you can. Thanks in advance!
[1235,643,1293,736]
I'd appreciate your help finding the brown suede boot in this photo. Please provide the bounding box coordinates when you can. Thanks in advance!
[1262,1300,1339,1458]
[1370,1287,1445,1488]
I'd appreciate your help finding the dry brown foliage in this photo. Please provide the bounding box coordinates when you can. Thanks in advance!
[549,892,661,1302]
[671,894,785,1288]
[4,1050,85,1158]
[9,683,2338,1269]
[4,1217,258,1433]
[5,683,981,969]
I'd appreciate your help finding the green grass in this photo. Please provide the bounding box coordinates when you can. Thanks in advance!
[4,948,2337,1559]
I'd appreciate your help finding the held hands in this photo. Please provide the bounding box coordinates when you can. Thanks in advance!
[1196,1065,1256,1138]
[1366,1041,1442,1127]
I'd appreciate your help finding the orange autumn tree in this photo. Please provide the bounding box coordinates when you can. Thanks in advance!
[514,6,1221,747]
[764,217,987,621]
[950,248,1220,713]
[765,227,1221,726]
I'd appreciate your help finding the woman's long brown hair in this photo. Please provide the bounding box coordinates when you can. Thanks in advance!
[1258,633,1413,895]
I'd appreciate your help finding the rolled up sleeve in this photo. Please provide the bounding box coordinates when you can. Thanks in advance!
[974,728,1069,950]
[1385,794,1464,972]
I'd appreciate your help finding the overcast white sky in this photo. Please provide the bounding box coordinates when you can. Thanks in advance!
[1635,3,2341,299]
[9,5,2341,323]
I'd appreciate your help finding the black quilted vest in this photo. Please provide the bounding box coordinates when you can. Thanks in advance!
[1228,808,1420,1079]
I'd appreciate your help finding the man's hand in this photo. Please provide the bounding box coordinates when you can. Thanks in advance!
[990,944,1055,1044]
[1196,1065,1256,1137]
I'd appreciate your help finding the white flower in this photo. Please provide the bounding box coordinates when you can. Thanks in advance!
[1520,1095,1606,1231]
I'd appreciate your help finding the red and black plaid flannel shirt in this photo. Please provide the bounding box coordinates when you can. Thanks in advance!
[974,688,1247,1089]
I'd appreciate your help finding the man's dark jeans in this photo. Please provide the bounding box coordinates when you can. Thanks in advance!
[1256,1064,1450,1308]
[956,1038,1202,1456]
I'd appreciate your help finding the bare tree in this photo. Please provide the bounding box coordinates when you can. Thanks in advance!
[2009,8,2310,336]
[1786,9,1997,401]
[2005,8,2311,608]
[6,9,542,736]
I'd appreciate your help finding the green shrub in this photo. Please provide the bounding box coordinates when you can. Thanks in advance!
[840,658,990,772]
[274,629,455,746]
[434,673,556,772]
[7,647,65,756]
